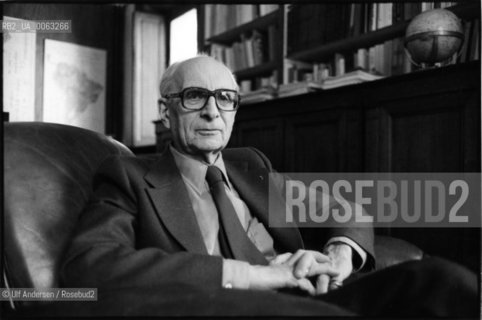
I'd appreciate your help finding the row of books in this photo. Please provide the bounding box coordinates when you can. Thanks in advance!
[239,70,384,104]
[238,17,479,102]
[210,28,277,72]
[287,2,457,55]
[204,4,279,40]
[211,22,450,77]
[284,39,410,85]
[228,28,478,91]
[211,19,478,79]
[458,19,480,64]
[286,16,480,83]
[239,71,278,94]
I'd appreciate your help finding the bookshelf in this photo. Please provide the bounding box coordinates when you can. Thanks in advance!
[234,61,278,79]
[288,2,479,63]
[207,10,278,44]
[199,2,480,100]
[285,2,480,81]
[202,4,284,94]
[288,19,408,62]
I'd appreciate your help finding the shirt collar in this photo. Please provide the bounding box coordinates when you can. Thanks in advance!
[169,145,232,193]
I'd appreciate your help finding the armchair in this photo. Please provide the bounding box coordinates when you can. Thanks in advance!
[3,122,132,310]
[3,122,423,316]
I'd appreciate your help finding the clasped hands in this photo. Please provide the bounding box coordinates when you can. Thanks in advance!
[248,244,353,295]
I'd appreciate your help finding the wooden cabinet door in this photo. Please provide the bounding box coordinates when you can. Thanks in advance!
[229,118,285,170]
[365,90,480,173]
[285,107,363,172]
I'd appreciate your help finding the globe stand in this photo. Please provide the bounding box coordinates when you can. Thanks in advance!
[404,30,464,69]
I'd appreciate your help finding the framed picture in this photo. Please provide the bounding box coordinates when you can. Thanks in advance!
[43,39,107,134]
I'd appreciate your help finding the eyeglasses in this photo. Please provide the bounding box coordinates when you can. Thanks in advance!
[163,87,240,112]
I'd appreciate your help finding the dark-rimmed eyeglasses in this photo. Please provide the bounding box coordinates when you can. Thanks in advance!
[163,87,240,112]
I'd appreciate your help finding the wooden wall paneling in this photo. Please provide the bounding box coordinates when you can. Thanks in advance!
[227,122,241,149]
[344,106,365,172]
[364,68,481,267]
[230,118,285,170]
[378,93,466,172]
[370,86,480,271]
[367,63,479,103]
[369,97,481,270]
[285,107,363,172]
[462,91,481,172]
[364,62,480,173]
[364,105,394,236]
[365,106,388,172]
[285,110,340,172]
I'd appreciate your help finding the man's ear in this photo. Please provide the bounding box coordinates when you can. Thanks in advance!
[159,100,171,129]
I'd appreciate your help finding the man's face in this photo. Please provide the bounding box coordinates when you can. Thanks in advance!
[162,57,238,163]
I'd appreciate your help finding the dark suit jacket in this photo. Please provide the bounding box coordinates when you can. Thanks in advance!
[61,147,374,291]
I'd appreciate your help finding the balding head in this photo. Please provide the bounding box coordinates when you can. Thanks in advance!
[160,55,238,97]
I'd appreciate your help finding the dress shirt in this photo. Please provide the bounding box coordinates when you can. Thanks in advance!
[169,146,366,289]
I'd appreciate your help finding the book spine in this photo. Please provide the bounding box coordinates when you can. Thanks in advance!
[353,4,363,37]
[267,25,276,62]
[383,40,393,77]
[238,36,249,70]
[216,5,228,36]
[469,19,480,61]
[225,47,235,71]
[240,80,252,93]
[287,5,298,55]
[232,42,242,71]
[458,20,472,63]
[259,4,279,16]
[252,30,263,66]
[334,53,345,76]
[354,48,368,71]
[369,4,377,31]
[348,3,356,37]
[204,5,213,40]
[244,35,255,68]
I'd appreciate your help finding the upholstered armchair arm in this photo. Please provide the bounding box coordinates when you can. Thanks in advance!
[374,235,424,270]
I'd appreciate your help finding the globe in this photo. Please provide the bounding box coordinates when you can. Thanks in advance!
[405,9,464,66]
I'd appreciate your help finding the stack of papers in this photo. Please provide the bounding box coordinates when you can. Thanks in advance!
[321,70,384,90]
[240,88,275,105]
[242,71,384,102]
[278,81,324,98]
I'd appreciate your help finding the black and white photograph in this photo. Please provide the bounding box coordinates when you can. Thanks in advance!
[2,1,481,318]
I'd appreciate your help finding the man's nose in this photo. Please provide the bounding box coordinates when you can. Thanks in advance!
[200,96,220,119]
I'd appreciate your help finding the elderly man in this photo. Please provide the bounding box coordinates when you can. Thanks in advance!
[61,56,477,317]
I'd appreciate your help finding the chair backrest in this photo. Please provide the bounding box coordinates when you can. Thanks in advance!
[4,123,133,298]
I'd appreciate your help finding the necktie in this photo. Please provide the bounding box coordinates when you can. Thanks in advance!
[205,166,268,265]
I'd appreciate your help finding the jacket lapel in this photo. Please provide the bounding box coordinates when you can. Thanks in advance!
[144,152,207,254]
[225,159,304,253]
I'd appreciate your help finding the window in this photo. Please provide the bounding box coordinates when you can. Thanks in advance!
[169,9,198,64]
